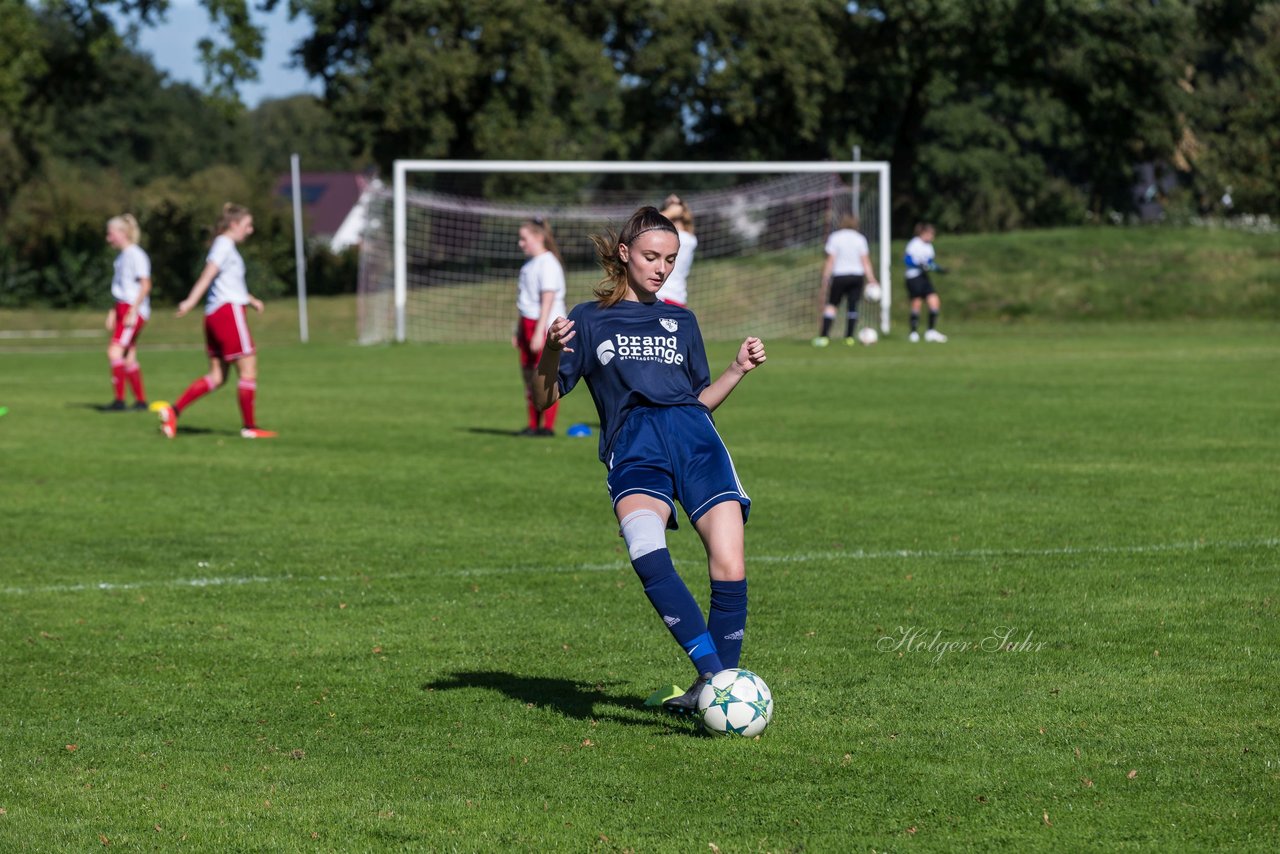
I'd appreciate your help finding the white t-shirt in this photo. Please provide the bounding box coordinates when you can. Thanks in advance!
[656,229,698,305]
[111,244,152,320]
[516,251,567,321]
[824,228,870,276]
[206,235,250,313]
[904,236,935,279]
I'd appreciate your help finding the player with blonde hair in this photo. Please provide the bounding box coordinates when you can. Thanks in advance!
[103,214,152,410]
[656,194,698,308]
[157,203,276,439]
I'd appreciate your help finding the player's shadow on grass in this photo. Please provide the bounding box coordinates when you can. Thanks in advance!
[421,670,694,732]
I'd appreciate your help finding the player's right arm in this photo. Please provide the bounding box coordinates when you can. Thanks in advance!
[531,316,576,410]
[176,262,218,317]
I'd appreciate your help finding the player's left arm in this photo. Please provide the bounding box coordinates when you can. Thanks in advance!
[126,277,152,326]
[860,253,878,285]
[698,337,766,412]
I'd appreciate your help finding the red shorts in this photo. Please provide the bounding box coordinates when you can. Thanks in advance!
[204,303,255,361]
[516,316,547,369]
[110,302,146,348]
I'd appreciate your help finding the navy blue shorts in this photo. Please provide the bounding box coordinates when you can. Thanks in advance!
[606,405,750,530]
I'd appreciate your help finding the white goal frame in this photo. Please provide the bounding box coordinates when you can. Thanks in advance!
[390,159,892,342]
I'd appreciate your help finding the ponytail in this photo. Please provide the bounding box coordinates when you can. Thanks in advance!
[591,206,678,308]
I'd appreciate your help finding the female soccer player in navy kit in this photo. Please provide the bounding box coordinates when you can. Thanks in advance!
[103,214,152,410]
[157,203,276,439]
[532,206,766,712]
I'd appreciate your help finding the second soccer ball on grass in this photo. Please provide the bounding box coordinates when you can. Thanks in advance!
[858,326,879,346]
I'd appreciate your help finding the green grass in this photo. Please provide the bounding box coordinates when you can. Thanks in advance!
[1,322,1278,850]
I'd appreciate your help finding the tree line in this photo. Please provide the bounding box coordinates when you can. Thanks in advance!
[2,0,1277,308]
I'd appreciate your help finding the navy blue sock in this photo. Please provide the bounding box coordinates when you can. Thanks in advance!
[910,311,920,333]
[632,549,723,675]
[708,579,748,669]
[928,309,939,330]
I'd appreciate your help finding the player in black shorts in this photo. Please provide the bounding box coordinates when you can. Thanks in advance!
[903,222,947,342]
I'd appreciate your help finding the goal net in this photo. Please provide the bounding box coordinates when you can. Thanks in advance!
[358,161,890,345]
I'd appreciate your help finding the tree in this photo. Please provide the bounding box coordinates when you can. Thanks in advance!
[247,94,363,174]
[296,0,628,195]
[1188,1,1280,213]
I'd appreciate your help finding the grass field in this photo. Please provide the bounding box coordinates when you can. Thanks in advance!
[1,315,1278,850]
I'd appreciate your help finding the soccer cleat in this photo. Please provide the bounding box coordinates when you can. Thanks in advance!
[516,426,538,437]
[132,400,149,411]
[157,404,177,438]
[104,400,127,411]
[844,337,857,347]
[908,331,921,343]
[240,428,278,439]
[662,671,714,715]
[536,427,554,437]
[811,336,830,348]
[924,329,948,343]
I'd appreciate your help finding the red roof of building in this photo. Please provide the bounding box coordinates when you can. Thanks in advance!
[273,172,371,237]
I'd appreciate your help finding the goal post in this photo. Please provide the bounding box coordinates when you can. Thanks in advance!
[362,159,891,344]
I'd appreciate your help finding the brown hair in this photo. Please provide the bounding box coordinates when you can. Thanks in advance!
[215,203,251,237]
[590,206,679,307]
[107,213,141,245]
[914,221,935,237]
[838,213,860,231]
[521,217,563,268]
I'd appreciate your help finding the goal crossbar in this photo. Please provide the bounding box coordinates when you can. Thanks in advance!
[390,159,892,342]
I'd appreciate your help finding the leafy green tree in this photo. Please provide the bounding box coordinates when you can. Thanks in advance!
[1189,1,1280,213]
[247,94,364,174]
[295,0,629,194]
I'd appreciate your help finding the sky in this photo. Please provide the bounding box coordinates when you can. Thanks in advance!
[120,0,322,106]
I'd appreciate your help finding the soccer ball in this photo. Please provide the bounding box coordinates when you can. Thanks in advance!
[858,326,879,346]
[863,283,882,302]
[697,668,773,737]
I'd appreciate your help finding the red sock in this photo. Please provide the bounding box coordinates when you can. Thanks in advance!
[525,391,539,431]
[541,400,559,431]
[174,376,216,415]
[125,364,145,402]
[237,378,256,429]
[110,359,126,401]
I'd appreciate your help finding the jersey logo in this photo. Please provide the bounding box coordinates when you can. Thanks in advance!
[596,339,616,366]
[659,318,679,333]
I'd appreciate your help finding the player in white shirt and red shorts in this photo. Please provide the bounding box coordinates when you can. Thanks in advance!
[513,218,567,436]
[103,214,152,410]
[813,214,879,347]
[157,203,276,439]
[656,194,698,308]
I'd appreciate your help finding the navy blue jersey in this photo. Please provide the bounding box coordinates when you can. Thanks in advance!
[557,299,712,461]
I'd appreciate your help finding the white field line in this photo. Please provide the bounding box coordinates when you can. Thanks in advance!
[2,538,1276,597]
[0,329,103,339]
